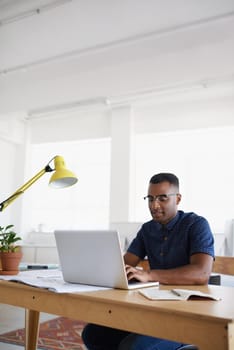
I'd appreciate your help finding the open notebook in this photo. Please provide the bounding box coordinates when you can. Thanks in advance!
[139,287,221,301]
[54,229,158,290]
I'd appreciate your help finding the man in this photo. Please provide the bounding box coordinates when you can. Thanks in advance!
[82,173,214,350]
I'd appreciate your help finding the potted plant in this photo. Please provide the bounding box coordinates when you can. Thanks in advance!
[0,224,23,274]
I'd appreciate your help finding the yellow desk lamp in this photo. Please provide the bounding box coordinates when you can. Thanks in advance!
[0,155,78,212]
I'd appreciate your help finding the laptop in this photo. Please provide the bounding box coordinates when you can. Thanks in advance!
[54,229,158,290]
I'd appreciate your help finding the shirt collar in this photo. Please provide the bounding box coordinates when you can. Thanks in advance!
[165,211,180,230]
[153,211,181,231]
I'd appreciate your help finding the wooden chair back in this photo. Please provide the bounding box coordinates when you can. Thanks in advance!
[212,256,234,275]
[139,256,234,276]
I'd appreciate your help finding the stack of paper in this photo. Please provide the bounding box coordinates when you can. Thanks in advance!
[0,269,109,293]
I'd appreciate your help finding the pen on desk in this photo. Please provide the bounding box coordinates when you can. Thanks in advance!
[27,265,48,270]
[171,289,181,297]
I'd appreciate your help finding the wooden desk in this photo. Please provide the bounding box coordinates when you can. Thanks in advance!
[0,281,233,350]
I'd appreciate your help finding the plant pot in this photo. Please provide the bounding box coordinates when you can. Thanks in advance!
[0,251,23,274]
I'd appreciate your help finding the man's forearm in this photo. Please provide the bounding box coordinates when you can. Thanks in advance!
[149,264,211,285]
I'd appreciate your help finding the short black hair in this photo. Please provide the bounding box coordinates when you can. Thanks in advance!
[149,173,179,188]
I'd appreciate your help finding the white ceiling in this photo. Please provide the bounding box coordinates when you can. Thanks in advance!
[0,0,234,117]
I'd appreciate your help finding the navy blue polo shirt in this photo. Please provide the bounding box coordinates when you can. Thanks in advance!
[127,211,214,269]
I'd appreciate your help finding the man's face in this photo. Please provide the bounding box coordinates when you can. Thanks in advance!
[146,181,181,224]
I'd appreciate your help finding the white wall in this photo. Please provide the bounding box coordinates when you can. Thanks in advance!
[28,89,234,142]
[1,85,234,239]
[0,118,27,232]
[134,94,234,133]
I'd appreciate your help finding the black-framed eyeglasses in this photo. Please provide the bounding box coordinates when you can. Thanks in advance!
[143,193,178,203]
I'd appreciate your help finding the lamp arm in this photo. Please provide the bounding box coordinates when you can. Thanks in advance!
[0,165,53,212]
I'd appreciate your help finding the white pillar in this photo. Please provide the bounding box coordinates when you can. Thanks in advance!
[109,105,134,223]
[0,115,27,234]
[20,120,33,237]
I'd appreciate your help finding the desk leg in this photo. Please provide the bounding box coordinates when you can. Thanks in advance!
[25,309,40,350]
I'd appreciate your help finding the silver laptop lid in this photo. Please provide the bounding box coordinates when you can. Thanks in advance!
[54,230,129,288]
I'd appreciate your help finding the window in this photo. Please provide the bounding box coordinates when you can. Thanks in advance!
[132,126,234,233]
[28,138,111,232]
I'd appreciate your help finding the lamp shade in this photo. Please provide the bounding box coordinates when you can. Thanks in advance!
[49,156,78,188]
